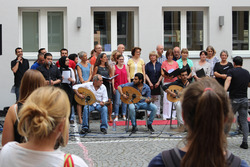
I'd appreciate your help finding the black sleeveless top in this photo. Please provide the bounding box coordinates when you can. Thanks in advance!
[13,102,25,143]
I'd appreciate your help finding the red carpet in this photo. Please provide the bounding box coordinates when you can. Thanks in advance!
[108,117,250,126]
[108,120,178,126]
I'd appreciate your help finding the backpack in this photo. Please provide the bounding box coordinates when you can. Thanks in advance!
[161,147,241,167]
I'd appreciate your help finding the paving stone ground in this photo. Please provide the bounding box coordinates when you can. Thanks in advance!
[0,117,249,167]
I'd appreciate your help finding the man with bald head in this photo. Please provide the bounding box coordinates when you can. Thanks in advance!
[173,46,181,61]
[156,45,166,64]
[117,44,129,65]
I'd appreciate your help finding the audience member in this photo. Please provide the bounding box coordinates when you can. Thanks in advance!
[2,70,45,146]
[149,78,248,167]
[0,86,88,166]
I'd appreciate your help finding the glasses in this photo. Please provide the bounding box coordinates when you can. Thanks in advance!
[118,59,124,61]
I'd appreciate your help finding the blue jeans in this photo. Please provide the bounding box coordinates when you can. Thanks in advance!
[128,102,157,127]
[231,98,249,142]
[83,104,108,129]
[114,90,127,116]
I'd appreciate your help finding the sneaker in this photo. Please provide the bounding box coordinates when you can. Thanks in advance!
[240,142,248,149]
[147,124,155,132]
[80,128,91,134]
[122,116,127,121]
[100,128,107,134]
[131,126,138,133]
[114,117,118,121]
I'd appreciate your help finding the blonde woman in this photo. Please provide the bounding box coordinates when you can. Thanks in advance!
[0,87,87,166]
[206,45,219,77]
[2,70,45,146]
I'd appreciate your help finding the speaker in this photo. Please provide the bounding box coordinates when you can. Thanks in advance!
[77,17,81,28]
[219,16,224,27]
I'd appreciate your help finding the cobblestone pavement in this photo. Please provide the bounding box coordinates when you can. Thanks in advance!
[0,118,249,167]
[60,119,250,167]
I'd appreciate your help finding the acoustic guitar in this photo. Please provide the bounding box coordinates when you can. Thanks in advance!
[120,86,157,104]
[74,87,110,106]
[167,85,183,103]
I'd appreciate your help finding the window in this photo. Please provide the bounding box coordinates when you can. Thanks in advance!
[19,8,66,55]
[232,11,249,50]
[163,8,207,53]
[93,8,138,52]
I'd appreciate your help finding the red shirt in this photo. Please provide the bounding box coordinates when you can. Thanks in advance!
[56,59,76,69]
[90,56,97,65]
[161,60,179,83]
[114,65,128,89]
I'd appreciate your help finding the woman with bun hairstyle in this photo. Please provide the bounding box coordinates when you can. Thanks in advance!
[0,86,88,167]
[2,70,45,146]
[149,78,248,167]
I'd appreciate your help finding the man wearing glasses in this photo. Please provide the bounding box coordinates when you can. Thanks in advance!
[73,74,109,134]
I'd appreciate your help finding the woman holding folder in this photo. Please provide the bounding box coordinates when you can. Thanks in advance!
[161,49,179,120]
[192,50,211,81]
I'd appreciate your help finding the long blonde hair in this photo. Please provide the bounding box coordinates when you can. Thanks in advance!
[18,86,70,147]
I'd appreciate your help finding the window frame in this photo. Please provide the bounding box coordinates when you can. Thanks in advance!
[18,8,67,59]
[232,7,250,58]
[163,7,208,58]
[91,7,139,56]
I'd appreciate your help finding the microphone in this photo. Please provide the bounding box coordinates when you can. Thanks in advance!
[48,61,52,67]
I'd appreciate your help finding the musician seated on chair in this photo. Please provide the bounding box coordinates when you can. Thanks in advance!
[73,74,108,134]
[162,68,190,127]
[118,73,157,133]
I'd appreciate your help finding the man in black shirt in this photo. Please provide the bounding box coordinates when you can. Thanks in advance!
[224,56,250,149]
[37,53,62,86]
[162,68,190,126]
[11,47,29,101]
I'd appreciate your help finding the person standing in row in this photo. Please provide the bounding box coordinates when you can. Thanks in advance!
[11,47,29,101]
[37,53,62,86]
[161,49,179,120]
[56,48,76,70]
[127,47,146,82]
[76,51,92,124]
[192,50,211,81]
[93,53,113,122]
[145,51,163,118]
[206,45,219,77]
[214,50,233,87]
[156,45,166,64]
[177,48,193,81]
[112,55,130,121]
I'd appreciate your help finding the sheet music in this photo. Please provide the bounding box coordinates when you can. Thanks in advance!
[62,71,71,84]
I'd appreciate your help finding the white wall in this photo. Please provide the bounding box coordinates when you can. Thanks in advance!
[1,0,250,109]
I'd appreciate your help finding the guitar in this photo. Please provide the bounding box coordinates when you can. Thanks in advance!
[120,86,158,104]
[74,87,111,106]
[167,85,183,103]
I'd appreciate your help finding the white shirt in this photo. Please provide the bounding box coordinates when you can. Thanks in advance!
[73,82,108,106]
[0,142,88,167]
[124,55,129,65]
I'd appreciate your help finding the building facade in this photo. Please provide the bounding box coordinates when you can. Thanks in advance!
[0,0,250,108]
